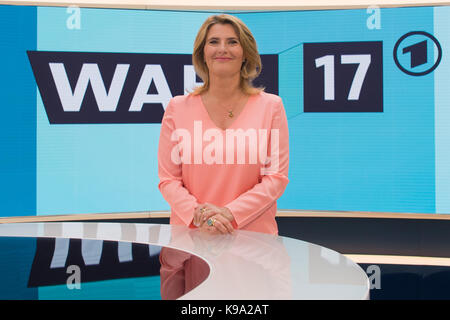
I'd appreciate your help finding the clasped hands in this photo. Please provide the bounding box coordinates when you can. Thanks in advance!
[193,203,235,234]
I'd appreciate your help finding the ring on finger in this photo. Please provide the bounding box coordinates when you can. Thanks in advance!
[207,218,215,227]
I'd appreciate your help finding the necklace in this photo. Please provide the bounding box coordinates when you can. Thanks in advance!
[203,92,245,119]
[224,93,245,118]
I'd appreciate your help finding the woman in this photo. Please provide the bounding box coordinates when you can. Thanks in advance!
[158,14,289,237]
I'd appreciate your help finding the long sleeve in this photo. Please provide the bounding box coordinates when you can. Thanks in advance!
[225,98,290,229]
[157,99,199,227]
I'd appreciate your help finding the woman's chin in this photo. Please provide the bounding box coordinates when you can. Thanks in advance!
[209,69,241,79]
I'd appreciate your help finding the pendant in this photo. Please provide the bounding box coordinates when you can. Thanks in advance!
[228,110,234,118]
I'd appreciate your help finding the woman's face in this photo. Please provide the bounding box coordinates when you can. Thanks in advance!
[203,23,245,79]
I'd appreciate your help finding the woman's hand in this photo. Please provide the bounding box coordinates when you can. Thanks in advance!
[193,203,235,234]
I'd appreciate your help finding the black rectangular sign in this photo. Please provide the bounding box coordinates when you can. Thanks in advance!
[28,51,278,124]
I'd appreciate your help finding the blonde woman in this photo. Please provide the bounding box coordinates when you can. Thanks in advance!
[158,14,289,236]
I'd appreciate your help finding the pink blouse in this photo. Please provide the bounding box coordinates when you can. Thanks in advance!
[157,91,289,235]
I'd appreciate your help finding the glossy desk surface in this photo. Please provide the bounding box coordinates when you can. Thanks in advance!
[0,222,369,300]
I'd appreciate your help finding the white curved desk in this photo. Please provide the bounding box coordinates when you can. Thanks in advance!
[0,222,369,300]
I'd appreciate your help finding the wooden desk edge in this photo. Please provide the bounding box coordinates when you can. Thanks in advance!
[1,209,449,224]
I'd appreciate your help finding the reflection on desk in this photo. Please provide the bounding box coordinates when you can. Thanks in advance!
[28,238,161,287]
[0,222,369,300]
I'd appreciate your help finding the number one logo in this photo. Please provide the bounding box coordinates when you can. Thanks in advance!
[393,31,441,76]
[315,54,371,101]
[402,40,427,68]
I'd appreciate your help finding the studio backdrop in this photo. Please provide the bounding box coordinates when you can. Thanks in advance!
[1,4,449,218]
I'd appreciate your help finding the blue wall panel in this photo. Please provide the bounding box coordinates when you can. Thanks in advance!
[0,5,36,217]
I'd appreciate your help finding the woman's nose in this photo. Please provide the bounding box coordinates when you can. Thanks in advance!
[217,41,227,52]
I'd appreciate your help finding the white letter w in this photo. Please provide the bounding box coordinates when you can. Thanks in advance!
[49,63,129,112]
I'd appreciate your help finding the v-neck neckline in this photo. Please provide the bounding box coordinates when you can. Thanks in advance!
[198,93,254,131]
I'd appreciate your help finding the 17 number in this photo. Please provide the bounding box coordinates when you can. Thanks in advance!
[315,54,371,101]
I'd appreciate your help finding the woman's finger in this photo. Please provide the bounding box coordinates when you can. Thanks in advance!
[211,214,234,234]
[193,206,201,226]
[194,205,208,227]
[200,223,219,235]
[202,209,233,229]
[202,207,221,222]
[209,217,228,234]
[204,215,233,234]
[198,215,219,233]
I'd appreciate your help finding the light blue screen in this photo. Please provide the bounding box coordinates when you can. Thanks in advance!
[0,5,448,217]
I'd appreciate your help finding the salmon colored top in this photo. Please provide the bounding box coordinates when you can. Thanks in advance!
[157,91,289,235]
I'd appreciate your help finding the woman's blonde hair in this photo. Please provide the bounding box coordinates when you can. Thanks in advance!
[191,14,264,95]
